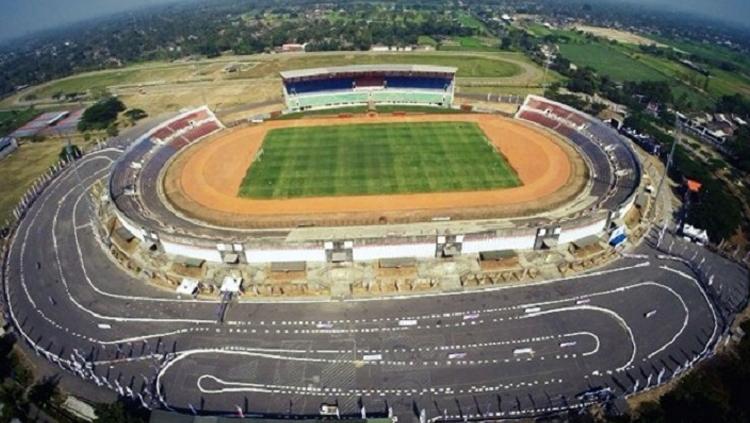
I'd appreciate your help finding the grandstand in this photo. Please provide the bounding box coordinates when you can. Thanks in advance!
[110,106,224,235]
[107,95,644,267]
[516,95,640,212]
[281,65,456,111]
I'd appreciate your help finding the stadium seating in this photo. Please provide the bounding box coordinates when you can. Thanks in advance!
[297,91,370,108]
[355,76,385,88]
[526,99,546,110]
[517,95,640,211]
[182,121,220,143]
[169,137,190,150]
[286,76,451,94]
[168,110,210,132]
[370,90,445,104]
[283,70,455,111]
[287,78,354,94]
[566,112,588,127]
[518,110,558,129]
[151,127,174,142]
[384,76,451,90]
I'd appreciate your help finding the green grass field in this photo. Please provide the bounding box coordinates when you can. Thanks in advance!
[241,53,523,78]
[417,35,438,46]
[0,108,38,137]
[440,36,503,52]
[0,140,64,223]
[557,41,722,110]
[558,43,668,82]
[238,122,520,198]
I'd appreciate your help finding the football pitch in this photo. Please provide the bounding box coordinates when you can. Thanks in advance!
[238,121,521,198]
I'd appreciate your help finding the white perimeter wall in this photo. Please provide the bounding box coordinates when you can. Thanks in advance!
[245,248,326,264]
[462,235,536,254]
[352,243,435,261]
[162,241,223,263]
[558,219,608,244]
[116,213,146,241]
[619,194,637,219]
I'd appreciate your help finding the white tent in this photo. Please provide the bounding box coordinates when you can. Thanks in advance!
[220,276,243,293]
[176,278,199,296]
[683,224,709,244]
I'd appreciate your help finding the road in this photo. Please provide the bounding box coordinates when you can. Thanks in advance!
[2,150,748,420]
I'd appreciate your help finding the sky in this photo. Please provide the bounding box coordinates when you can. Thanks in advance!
[0,0,749,42]
[626,0,750,27]
[0,0,180,42]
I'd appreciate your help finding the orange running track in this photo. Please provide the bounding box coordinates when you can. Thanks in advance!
[163,113,586,227]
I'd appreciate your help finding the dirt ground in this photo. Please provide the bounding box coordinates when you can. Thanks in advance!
[163,113,587,228]
[574,25,666,47]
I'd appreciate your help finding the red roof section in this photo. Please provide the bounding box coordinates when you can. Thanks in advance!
[686,179,702,192]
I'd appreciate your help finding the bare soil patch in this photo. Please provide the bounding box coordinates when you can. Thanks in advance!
[575,25,666,47]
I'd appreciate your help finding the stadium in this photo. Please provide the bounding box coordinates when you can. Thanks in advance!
[4,62,749,419]
[108,64,641,269]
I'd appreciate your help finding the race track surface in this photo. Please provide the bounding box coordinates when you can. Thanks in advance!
[3,151,748,420]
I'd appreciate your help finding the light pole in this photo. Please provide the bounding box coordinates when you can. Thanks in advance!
[656,115,681,248]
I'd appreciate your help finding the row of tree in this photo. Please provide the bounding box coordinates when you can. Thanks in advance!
[547,53,747,243]
[0,0,483,99]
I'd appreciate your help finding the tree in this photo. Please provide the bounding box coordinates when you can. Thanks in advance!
[59,144,82,161]
[671,148,743,243]
[728,126,750,172]
[28,376,62,409]
[78,97,125,132]
[124,109,147,122]
[500,36,512,50]
[716,94,750,117]
[94,398,150,423]
[623,81,673,104]
[106,123,120,137]
[567,67,598,95]
[0,383,29,422]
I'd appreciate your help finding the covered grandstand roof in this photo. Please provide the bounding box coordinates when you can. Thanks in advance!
[280,64,457,79]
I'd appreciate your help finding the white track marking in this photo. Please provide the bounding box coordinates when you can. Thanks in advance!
[3,154,128,372]
[52,177,214,323]
[521,305,636,372]
[3,149,734,415]
[154,349,566,402]
[561,332,600,356]
[660,265,719,358]
[640,282,689,359]
[195,373,565,397]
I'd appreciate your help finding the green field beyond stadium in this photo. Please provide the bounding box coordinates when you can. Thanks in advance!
[238,122,521,199]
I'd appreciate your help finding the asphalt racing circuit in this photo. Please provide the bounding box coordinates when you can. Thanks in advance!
[2,145,749,420]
